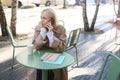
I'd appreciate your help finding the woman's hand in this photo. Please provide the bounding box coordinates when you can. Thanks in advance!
[45,22,53,32]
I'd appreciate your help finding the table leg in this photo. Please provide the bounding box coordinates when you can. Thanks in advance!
[42,70,48,80]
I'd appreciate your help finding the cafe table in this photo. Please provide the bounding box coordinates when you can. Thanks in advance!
[16,49,74,80]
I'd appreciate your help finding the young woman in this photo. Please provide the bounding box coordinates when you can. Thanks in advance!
[32,8,68,80]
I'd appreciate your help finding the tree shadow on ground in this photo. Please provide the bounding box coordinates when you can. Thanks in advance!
[0,34,29,41]
[0,57,29,80]
[69,72,100,80]
[0,34,31,48]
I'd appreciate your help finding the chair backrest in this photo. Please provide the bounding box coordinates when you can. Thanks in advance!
[6,26,16,46]
[66,28,81,48]
[98,53,120,80]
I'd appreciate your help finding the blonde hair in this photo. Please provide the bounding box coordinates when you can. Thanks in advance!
[41,8,58,28]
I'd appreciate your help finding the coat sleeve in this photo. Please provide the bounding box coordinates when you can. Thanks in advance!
[32,26,47,50]
[51,26,67,52]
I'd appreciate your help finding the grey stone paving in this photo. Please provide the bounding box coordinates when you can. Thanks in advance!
[0,5,120,80]
[1,22,120,80]
[67,23,120,80]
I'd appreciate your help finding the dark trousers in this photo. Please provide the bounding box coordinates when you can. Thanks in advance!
[36,69,54,80]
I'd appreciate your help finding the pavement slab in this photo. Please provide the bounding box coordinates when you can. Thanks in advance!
[0,5,120,80]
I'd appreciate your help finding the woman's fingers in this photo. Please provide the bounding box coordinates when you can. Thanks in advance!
[45,23,53,31]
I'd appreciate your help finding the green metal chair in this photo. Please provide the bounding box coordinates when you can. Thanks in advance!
[6,26,27,69]
[98,53,120,80]
[65,28,81,66]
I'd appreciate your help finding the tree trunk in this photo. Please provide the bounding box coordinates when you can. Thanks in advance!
[118,0,120,15]
[116,0,120,26]
[81,0,100,32]
[113,0,117,16]
[0,0,7,37]
[90,0,100,31]
[10,0,17,36]
[81,0,89,31]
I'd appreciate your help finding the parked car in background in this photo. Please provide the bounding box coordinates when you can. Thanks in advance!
[1,0,41,8]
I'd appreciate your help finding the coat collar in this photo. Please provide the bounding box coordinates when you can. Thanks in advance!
[53,26,59,33]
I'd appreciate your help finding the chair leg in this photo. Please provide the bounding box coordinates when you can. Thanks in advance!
[11,47,15,69]
[75,46,79,66]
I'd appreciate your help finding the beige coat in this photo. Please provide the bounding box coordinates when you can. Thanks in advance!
[32,24,67,52]
[32,24,68,80]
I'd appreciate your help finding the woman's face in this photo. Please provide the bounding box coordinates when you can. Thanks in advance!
[40,11,51,26]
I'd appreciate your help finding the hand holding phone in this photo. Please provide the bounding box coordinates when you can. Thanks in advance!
[45,21,53,32]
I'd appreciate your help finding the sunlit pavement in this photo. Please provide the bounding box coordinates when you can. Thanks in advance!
[3,4,116,33]
[0,4,120,80]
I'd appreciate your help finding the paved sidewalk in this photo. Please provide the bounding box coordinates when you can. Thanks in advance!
[0,22,120,80]
[1,5,120,80]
